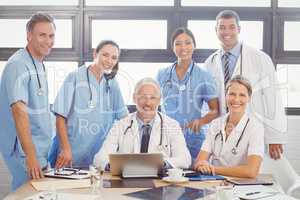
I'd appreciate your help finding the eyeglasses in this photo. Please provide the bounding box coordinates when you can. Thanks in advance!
[136,94,160,101]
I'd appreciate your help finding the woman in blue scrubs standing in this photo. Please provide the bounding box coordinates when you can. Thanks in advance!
[49,40,128,168]
[157,27,219,160]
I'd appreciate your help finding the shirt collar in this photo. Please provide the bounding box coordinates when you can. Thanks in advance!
[221,42,241,59]
[226,112,249,134]
[136,112,156,130]
[171,61,194,81]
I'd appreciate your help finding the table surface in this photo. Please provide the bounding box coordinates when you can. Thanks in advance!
[3,173,282,200]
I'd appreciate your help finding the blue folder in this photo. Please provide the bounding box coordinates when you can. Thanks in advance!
[188,174,225,181]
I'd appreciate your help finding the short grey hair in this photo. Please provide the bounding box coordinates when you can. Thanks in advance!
[134,78,161,97]
[216,10,240,27]
[26,12,56,32]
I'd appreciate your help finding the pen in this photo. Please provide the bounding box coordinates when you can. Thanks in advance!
[246,191,261,196]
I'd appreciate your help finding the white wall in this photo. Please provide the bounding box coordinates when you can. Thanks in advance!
[1,116,300,198]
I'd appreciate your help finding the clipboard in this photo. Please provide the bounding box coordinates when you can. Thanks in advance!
[44,168,90,179]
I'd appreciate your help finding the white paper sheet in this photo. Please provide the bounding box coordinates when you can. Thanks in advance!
[24,192,99,200]
[31,179,91,191]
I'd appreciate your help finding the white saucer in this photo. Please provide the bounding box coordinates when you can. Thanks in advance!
[162,176,189,183]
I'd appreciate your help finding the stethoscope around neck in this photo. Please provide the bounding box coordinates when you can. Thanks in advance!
[123,112,164,146]
[26,47,46,96]
[210,43,243,75]
[86,65,111,109]
[214,117,250,156]
[162,61,195,93]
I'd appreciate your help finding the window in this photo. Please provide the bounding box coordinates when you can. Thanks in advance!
[92,20,167,49]
[0,0,300,114]
[181,0,270,7]
[0,19,73,48]
[277,64,300,107]
[188,20,263,49]
[284,21,300,51]
[278,0,300,8]
[117,62,169,104]
[86,0,173,6]
[45,62,78,103]
[0,0,78,6]
[0,61,6,77]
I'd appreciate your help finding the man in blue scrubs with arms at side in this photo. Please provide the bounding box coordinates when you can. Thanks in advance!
[157,27,219,160]
[0,13,55,190]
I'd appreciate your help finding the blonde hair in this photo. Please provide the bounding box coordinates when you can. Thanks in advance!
[225,75,252,96]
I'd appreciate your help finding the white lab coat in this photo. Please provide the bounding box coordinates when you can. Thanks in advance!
[204,43,287,144]
[93,112,191,169]
[202,113,264,167]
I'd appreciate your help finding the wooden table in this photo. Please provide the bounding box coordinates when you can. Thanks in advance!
[3,174,281,200]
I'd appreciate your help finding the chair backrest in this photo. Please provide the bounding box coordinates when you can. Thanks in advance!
[260,154,299,194]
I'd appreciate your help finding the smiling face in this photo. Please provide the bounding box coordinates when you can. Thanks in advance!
[93,44,119,73]
[27,22,55,60]
[226,82,250,114]
[172,33,195,62]
[134,84,161,123]
[216,17,240,51]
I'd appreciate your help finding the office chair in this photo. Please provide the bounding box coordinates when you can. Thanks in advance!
[259,154,300,196]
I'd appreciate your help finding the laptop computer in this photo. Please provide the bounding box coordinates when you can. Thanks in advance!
[109,153,164,176]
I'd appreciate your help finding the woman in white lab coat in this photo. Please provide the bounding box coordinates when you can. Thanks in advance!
[194,75,264,178]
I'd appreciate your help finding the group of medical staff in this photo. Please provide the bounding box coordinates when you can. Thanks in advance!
[0,9,286,191]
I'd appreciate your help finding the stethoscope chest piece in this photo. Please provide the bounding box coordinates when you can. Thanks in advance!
[37,88,44,96]
[88,100,95,109]
[179,84,186,91]
[231,147,238,155]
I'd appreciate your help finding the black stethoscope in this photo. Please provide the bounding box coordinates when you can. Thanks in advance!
[210,43,243,75]
[214,117,250,155]
[123,112,164,146]
[86,66,111,109]
[162,61,195,92]
[26,47,46,96]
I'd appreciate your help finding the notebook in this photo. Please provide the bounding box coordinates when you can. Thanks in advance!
[226,178,273,186]
[184,171,225,181]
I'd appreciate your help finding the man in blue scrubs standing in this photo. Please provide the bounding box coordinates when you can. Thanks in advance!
[0,13,55,190]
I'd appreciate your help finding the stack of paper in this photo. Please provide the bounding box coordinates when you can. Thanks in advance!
[234,185,279,199]
[24,192,99,200]
[31,179,91,191]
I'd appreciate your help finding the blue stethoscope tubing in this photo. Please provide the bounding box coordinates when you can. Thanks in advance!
[123,112,164,146]
[26,47,46,96]
[86,65,111,109]
[162,61,195,92]
[214,117,250,155]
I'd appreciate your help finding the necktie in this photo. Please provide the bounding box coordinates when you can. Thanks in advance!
[140,124,151,153]
[223,52,231,88]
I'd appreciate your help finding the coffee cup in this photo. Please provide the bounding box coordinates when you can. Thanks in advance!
[168,168,184,179]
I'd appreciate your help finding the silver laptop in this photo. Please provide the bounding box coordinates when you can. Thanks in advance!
[109,153,164,176]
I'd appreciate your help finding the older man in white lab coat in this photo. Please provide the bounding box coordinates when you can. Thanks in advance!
[204,10,287,160]
[93,78,191,170]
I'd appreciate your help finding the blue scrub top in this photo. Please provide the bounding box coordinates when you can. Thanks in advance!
[156,62,217,159]
[49,65,128,168]
[0,48,53,167]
